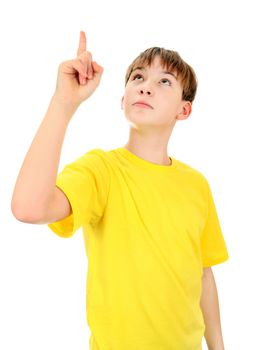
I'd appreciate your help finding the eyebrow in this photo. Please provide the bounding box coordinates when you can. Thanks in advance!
[131,66,178,80]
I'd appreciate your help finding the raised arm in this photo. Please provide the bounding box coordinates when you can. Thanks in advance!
[11,31,104,223]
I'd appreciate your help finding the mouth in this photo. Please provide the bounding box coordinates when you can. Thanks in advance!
[132,101,153,109]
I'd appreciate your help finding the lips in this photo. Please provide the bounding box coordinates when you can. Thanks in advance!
[132,101,153,109]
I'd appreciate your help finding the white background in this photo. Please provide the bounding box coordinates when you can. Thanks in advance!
[1,0,255,349]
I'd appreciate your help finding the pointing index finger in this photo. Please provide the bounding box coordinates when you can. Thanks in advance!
[77,30,86,56]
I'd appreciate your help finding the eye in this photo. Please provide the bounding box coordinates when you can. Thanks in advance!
[132,73,143,81]
[130,74,172,86]
[160,78,172,86]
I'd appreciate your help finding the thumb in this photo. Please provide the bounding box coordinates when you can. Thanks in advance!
[92,61,104,75]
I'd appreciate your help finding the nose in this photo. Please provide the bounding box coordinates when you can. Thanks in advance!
[138,80,153,95]
[139,89,151,95]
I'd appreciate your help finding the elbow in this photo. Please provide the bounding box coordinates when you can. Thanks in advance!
[11,197,45,224]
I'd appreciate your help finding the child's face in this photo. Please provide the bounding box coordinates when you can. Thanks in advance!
[121,56,191,128]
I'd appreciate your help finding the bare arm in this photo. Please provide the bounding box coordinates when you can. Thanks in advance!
[11,97,76,222]
[200,267,225,350]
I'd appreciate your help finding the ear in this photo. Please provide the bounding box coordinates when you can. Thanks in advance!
[176,101,192,120]
[121,96,124,109]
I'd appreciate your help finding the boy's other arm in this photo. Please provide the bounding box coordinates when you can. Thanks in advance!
[200,267,225,350]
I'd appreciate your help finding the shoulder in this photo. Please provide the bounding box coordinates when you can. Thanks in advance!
[173,157,210,193]
[174,157,207,180]
[82,147,108,158]
[65,148,111,176]
[80,148,115,177]
[78,148,111,166]
[84,147,124,167]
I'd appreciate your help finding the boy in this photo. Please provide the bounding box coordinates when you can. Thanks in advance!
[11,31,229,350]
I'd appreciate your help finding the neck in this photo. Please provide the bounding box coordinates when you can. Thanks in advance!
[122,126,173,166]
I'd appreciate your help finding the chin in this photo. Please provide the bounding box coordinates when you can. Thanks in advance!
[125,113,143,121]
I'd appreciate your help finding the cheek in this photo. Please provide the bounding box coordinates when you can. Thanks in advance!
[122,91,132,107]
[122,97,129,112]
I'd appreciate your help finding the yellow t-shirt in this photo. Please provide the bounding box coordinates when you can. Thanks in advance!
[48,147,229,350]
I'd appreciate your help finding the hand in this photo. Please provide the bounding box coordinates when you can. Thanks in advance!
[53,31,104,108]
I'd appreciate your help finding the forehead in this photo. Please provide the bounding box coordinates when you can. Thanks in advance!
[131,56,178,76]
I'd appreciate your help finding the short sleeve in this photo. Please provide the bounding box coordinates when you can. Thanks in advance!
[47,149,110,238]
[200,178,229,267]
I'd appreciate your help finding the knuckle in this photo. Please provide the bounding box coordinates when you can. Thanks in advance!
[79,51,92,60]
[78,57,85,65]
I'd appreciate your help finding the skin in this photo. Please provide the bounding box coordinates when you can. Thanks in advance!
[201,267,225,350]
[121,56,192,165]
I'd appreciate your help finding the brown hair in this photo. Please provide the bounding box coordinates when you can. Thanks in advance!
[124,47,198,103]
